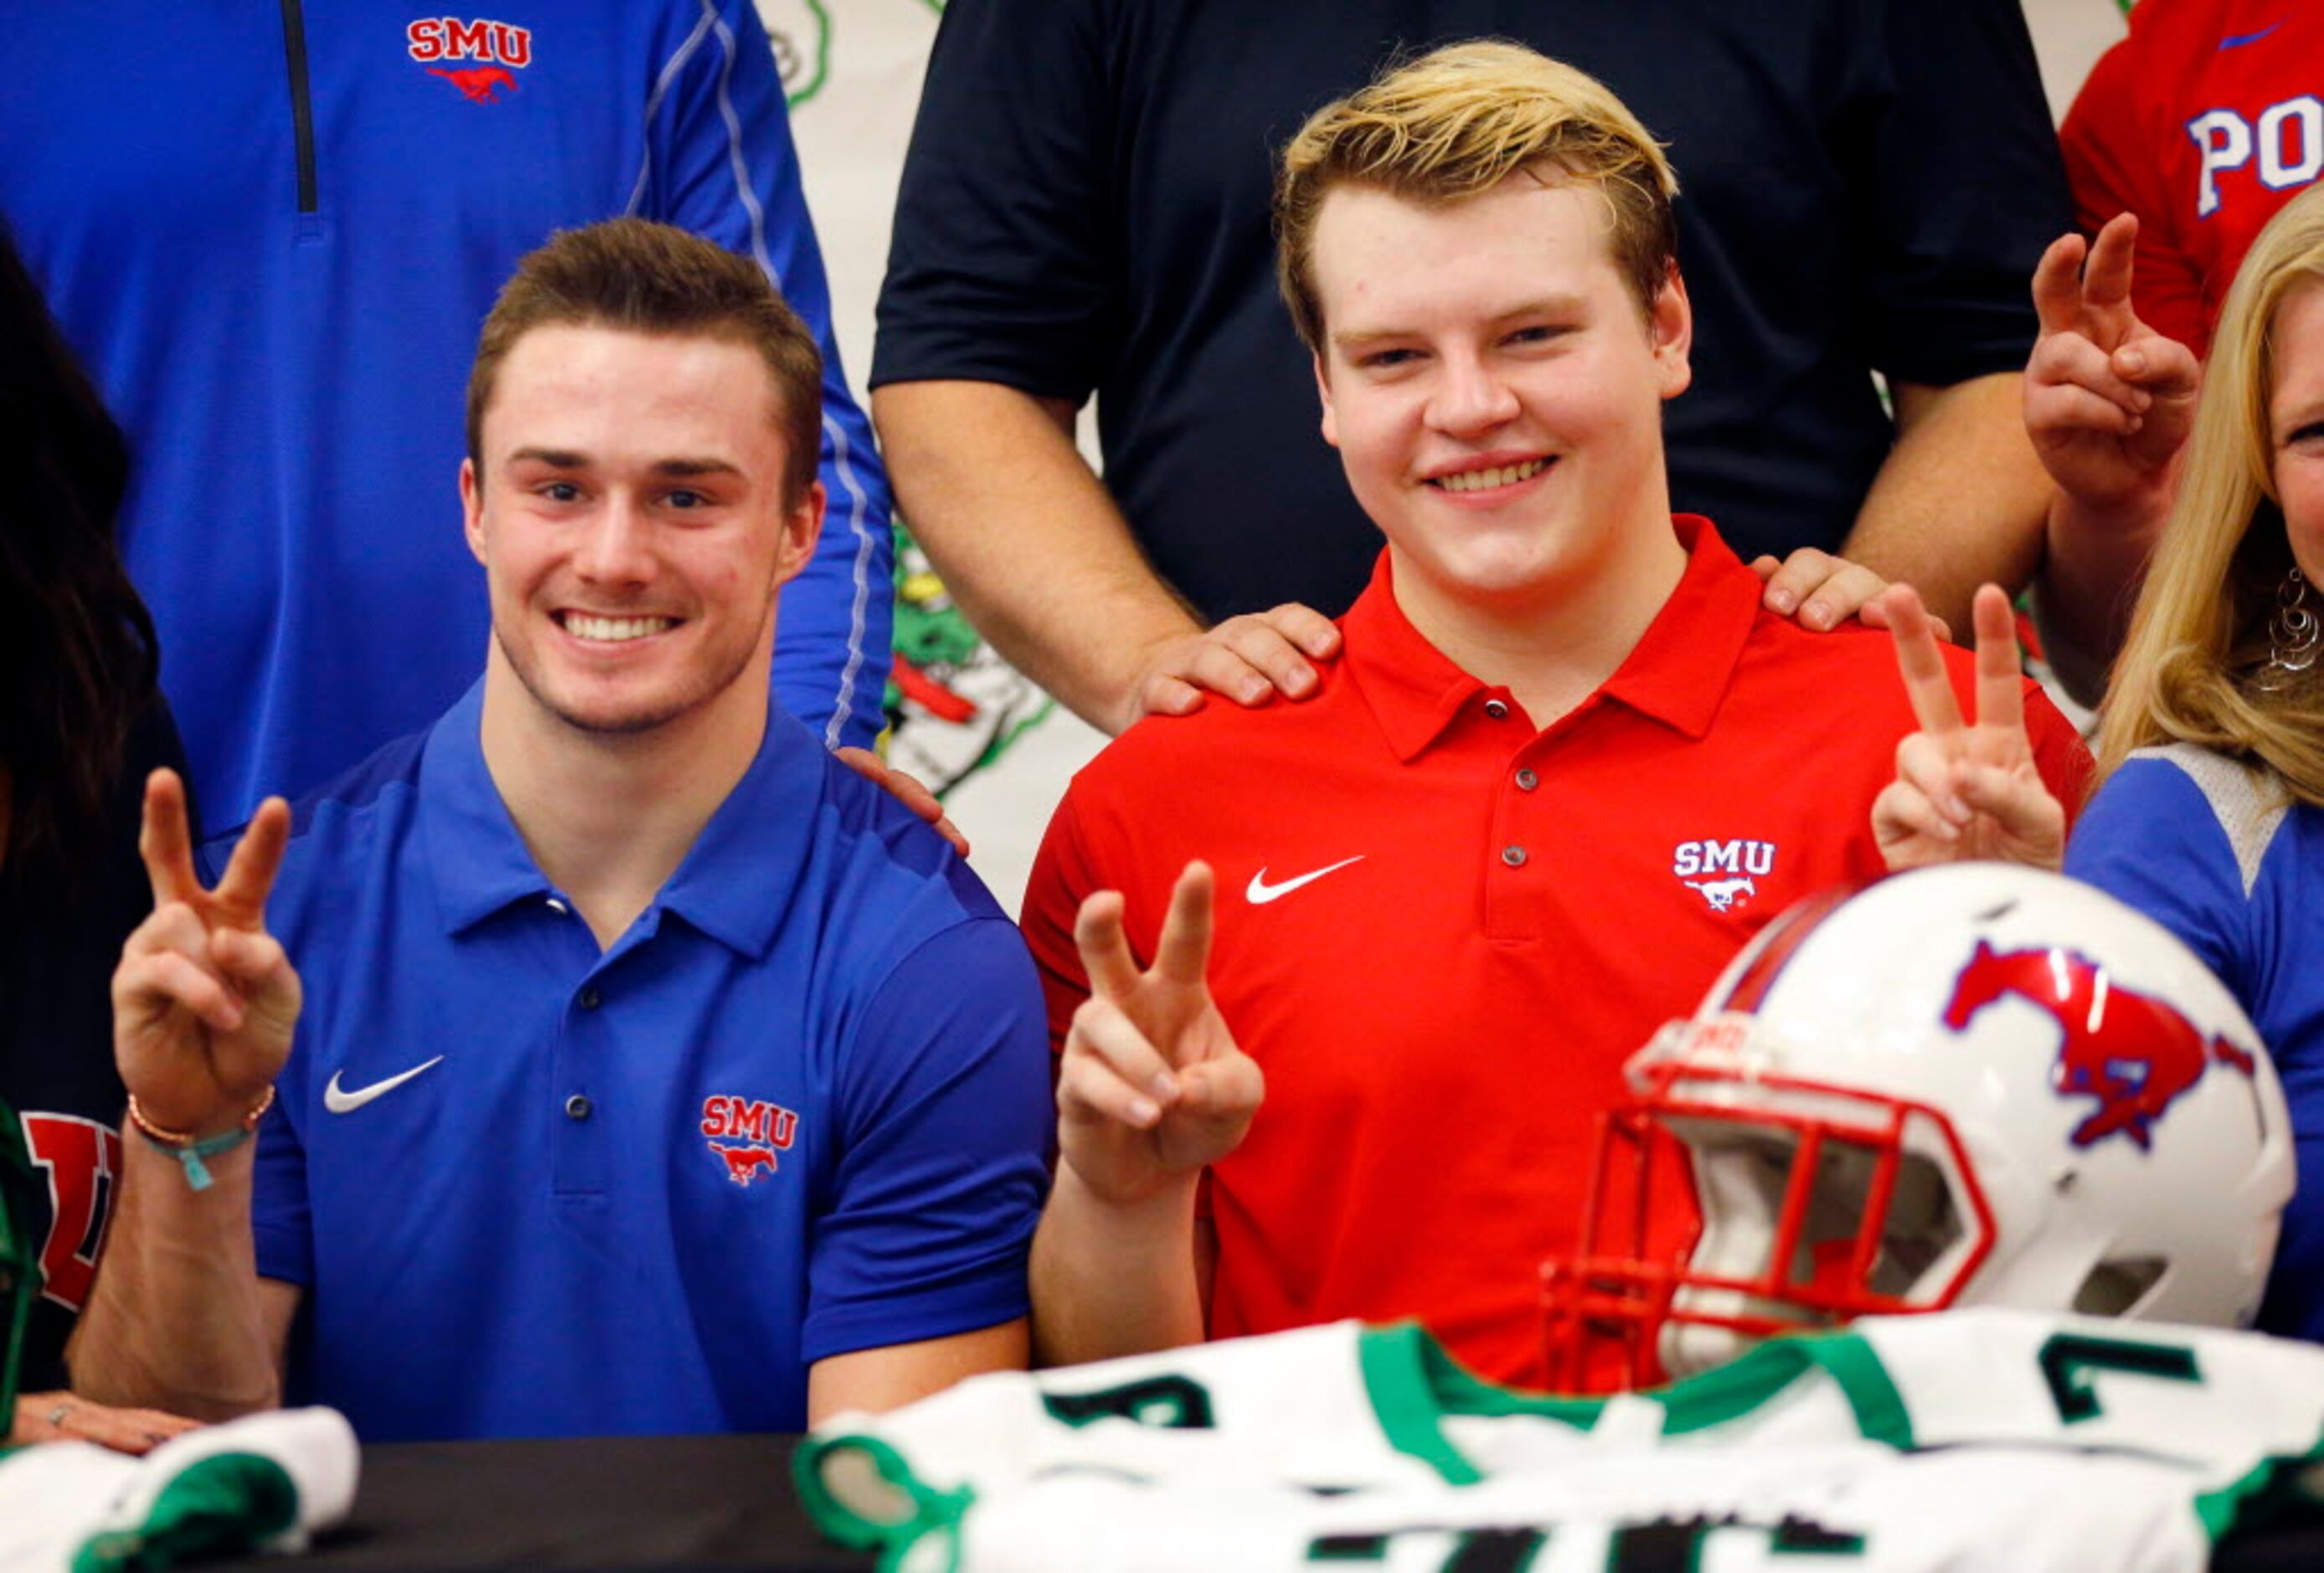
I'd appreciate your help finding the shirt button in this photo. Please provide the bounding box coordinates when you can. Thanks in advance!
[545,897,569,915]
[564,1094,593,1121]
[1483,699,1510,720]
[1514,767,1539,791]
[579,987,602,1011]
[1502,845,1528,868]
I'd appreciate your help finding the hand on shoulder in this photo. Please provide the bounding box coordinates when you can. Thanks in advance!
[1125,606,1342,730]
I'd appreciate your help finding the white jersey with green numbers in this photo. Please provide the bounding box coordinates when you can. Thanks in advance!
[798,1309,2324,1570]
[0,1406,358,1571]
[914,1441,2208,1573]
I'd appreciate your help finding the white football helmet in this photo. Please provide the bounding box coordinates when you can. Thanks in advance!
[1541,864,2295,1390]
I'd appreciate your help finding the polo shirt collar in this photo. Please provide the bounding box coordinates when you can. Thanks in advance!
[1345,515,1760,761]
[421,683,551,934]
[421,684,823,958]
[649,707,824,958]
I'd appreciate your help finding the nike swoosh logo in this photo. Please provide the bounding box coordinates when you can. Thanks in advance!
[2220,20,2283,49]
[1247,855,1365,905]
[324,1057,446,1114]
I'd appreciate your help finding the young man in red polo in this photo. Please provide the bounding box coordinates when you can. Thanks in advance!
[1021,40,2090,1388]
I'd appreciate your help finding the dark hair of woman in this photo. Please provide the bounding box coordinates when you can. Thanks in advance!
[0,222,159,894]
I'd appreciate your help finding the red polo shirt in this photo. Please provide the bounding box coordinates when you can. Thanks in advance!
[1022,517,2089,1387]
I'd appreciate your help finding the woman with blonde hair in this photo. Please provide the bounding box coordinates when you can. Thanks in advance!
[1874,180,2324,1342]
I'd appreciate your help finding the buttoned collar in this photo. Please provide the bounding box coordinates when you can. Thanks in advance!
[420,682,823,957]
[1343,515,1762,761]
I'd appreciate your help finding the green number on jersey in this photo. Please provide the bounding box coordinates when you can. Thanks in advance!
[1041,1374,1217,1430]
[2038,1333,2201,1422]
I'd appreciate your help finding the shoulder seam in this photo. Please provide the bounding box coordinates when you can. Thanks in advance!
[2132,744,2290,898]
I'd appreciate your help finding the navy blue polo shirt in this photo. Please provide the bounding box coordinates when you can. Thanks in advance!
[224,685,1049,1441]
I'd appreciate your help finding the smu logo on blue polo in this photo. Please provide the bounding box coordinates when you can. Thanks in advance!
[700,1094,798,1188]
[1672,838,1776,913]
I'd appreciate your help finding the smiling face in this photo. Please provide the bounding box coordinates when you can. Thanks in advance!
[2270,279,2324,585]
[1310,174,1691,634]
[461,322,822,754]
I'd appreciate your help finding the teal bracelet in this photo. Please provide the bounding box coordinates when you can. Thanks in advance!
[126,1088,276,1192]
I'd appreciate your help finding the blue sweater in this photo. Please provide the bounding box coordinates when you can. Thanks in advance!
[0,1,892,822]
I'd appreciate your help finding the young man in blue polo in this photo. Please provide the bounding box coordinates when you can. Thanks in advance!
[71,220,1050,1440]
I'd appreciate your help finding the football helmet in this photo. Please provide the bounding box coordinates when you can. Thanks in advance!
[1541,864,2295,1390]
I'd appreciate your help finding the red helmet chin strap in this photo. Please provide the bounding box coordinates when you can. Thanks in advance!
[1540,1063,1997,1394]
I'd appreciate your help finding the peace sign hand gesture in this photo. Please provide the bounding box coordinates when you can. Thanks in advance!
[111,770,303,1135]
[1056,863,1263,1207]
[2025,213,2202,510]
[1873,585,2066,874]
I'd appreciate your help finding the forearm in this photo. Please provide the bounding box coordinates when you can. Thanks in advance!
[2031,484,2173,708]
[1842,374,2050,636]
[873,380,1200,735]
[1028,1165,1206,1367]
[70,1137,280,1421]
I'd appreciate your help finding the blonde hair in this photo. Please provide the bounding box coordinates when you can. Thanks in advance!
[1274,39,1679,353]
[467,219,823,506]
[2098,182,2324,803]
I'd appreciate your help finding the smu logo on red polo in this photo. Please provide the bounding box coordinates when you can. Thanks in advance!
[700,1094,799,1188]
[1672,838,1777,913]
[408,17,533,102]
[19,1113,123,1311]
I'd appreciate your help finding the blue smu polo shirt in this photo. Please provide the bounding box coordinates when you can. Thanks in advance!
[219,684,1049,1441]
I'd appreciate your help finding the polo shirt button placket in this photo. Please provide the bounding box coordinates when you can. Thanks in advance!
[558,981,608,1197]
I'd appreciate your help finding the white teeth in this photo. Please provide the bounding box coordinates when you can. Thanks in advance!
[1433,458,1548,493]
[564,613,672,642]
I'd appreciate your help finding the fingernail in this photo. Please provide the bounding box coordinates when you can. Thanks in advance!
[1943,797,1971,824]
[1239,679,1268,703]
[1804,601,1830,628]
[1767,589,1796,613]
[1286,668,1313,695]
[2120,348,2146,375]
[1149,1070,1180,1101]
[1127,1097,1160,1125]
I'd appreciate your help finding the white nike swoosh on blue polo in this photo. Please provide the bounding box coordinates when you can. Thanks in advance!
[323,1056,446,1114]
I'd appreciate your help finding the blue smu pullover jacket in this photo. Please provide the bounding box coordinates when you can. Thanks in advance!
[0,2,893,821]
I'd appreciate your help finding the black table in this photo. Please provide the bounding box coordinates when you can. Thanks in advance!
[196,1433,2324,1570]
[204,1435,870,1571]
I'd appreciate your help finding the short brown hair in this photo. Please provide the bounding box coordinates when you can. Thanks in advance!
[1275,40,1679,353]
[466,218,823,504]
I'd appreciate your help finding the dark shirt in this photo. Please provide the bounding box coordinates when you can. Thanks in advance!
[876,0,2068,621]
[0,700,188,1393]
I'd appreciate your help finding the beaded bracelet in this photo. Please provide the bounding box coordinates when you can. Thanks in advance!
[126,1086,276,1192]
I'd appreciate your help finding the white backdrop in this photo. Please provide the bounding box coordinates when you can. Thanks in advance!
[761,0,2131,914]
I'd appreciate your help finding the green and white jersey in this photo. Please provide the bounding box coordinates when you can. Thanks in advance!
[0,1406,358,1571]
[911,1441,2207,1573]
[799,1310,2324,1567]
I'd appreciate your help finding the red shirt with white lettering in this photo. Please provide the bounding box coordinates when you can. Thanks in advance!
[1021,518,2090,1388]
[2062,0,2324,355]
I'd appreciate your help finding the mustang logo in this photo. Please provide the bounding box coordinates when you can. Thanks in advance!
[1943,940,2255,1151]
[429,65,518,103]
